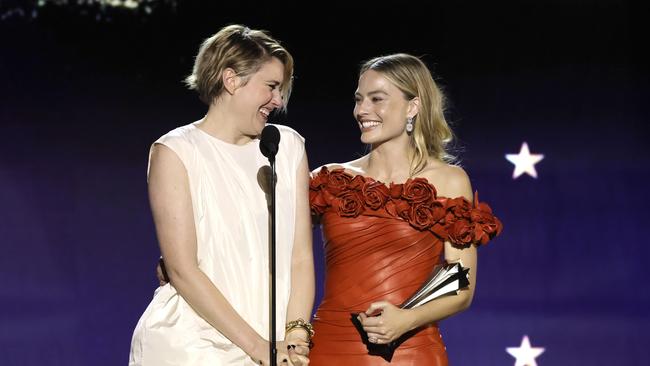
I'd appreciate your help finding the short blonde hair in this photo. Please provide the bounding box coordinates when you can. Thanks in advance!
[360,53,455,175]
[185,24,294,109]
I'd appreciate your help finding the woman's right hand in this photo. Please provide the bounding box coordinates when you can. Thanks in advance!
[156,257,169,286]
[248,339,296,366]
[281,332,311,365]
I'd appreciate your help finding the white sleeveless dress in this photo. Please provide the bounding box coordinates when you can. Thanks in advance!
[129,122,305,365]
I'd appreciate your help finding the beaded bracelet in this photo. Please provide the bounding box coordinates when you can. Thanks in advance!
[285,318,315,338]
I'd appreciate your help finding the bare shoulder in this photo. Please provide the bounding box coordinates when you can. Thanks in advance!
[311,163,339,176]
[419,162,473,201]
[310,155,369,177]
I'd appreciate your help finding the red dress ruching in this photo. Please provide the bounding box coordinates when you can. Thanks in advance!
[308,167,503,365]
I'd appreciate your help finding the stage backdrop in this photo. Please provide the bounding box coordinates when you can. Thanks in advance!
[1,1,648,365]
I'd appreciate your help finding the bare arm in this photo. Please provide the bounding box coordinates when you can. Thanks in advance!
[148,143,269,362]
[360,167,477,343]
[283,152,315,364]
[398,240,476,327]
[285,152,315,322]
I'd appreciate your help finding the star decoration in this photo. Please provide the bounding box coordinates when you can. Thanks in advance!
[506,142,544,179]
[506,335,545,366]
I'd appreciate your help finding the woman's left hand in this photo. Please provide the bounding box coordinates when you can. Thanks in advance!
[358,301,413,344]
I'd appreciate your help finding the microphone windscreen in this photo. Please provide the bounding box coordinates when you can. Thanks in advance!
[260,125,281,159]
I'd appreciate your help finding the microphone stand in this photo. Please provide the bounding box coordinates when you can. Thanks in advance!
[260,124,280,366]
[269,154,277,366]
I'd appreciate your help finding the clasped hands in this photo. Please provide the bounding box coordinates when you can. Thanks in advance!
[155,260,311,365]
[249,332,310,366]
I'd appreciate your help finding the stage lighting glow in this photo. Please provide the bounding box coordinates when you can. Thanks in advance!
[1,0,176,21]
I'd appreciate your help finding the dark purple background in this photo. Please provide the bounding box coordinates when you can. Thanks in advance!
[1,1,648,365]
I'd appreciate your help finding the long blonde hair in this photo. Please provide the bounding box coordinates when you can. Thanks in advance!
[360,53,455,175]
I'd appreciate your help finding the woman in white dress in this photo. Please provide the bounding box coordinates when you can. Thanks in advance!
[129,25,315,366]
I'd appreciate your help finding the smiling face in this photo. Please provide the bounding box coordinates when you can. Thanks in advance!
[231,57,285,137]
[354,69,416,145]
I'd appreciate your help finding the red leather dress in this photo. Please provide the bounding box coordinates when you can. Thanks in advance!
[308,167,502,365]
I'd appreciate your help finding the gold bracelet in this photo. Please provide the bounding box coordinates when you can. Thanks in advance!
[285,318,315,338]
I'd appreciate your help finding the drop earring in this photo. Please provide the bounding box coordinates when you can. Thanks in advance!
[406,117,414,133]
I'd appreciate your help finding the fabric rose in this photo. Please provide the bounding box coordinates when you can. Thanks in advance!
[444,197,472,224]
[348,175,365,191]
[309,189,328,215]
[470,196,503,245]
[408,201,446,230]
[385,199,411,220]
[333,190,365,217]
[310,169,328,191]
[447,219,475,247]
[325,169,353,196]
[309,168,334,215]
[401,178,436,203]
[362,181,390,210]
[388,183,403,199]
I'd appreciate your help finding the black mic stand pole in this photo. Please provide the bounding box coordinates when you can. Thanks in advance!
[269,153,277,366]
[260,124,280,366]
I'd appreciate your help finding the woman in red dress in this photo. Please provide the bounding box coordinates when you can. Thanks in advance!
[308,53,502,365]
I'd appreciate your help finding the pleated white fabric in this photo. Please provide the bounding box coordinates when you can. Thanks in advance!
[129,122,305,365]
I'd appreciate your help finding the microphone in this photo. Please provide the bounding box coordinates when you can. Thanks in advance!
[260,125,281,161]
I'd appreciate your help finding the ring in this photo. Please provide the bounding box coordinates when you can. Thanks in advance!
[368,336,378,343]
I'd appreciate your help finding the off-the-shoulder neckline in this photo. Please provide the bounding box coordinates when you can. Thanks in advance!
[319,166,427,185]
[314,166,473,202]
